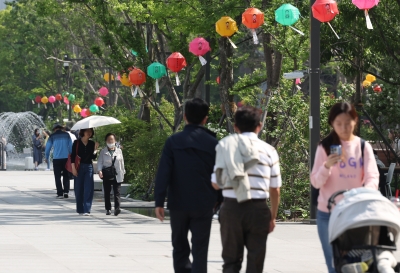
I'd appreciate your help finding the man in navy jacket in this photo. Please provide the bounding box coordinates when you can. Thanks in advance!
[155,98,219,273]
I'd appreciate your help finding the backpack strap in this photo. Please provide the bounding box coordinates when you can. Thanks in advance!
[111,156,117,166]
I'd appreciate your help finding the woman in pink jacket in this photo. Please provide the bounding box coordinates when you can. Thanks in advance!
[311,102,379,273]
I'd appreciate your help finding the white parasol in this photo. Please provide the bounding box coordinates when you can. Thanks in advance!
[71,116,121,130]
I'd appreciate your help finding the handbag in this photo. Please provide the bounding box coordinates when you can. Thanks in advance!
[65,140,81,173]
[101,156,117,180]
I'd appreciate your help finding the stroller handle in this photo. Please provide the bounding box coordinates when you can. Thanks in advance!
[327,190,348,212]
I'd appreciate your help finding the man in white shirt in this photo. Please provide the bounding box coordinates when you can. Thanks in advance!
[211,106,281,273]
[64,126,77,142]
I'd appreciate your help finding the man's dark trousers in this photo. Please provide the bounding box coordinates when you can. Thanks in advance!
[170,209,214,273]
[53,158,70,196]
[220,198,271,273]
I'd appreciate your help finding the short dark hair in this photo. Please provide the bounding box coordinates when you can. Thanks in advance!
[79,128,94,138]
[64,126,71,131]
[234,106,261,133]
[104,133,116,142]
[185,98,209,125]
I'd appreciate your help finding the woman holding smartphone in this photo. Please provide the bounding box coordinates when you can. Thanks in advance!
[310,102,379,273]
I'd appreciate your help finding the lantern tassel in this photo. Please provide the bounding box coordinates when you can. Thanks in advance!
[138,87,143,98]
[199,56,207,66]
[227,38,237,49]
[365,9,373,30]
[251,29,259,44]
[52,103,54,108]
[175,73,181,86]
[38,104,40,109]
[67,105,69,110]
[44,104,47,109]
[133,86,138,98]
[289,26,305,36]
[156,79,160,93]
[31,100,34,104]
[327,22,340,39]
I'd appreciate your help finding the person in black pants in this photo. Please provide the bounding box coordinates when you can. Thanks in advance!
[45,124,72,198]
[98,133,126,216]
[154,98,220,273]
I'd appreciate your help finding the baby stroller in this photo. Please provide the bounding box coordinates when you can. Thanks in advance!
[328,188,400,273]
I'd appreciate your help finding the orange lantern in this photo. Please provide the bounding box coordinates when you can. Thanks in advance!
[216,16,238,48]
[242,8,264,44]
[128,68,146,97]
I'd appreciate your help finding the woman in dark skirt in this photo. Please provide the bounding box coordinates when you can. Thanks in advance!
[32,128,43,170]
[71,128,99,216]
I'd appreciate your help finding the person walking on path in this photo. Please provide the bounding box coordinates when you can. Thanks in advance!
[45,124,72,198]
[32,128,43,170]
[98,133,125,216]
[42,130,51,171]
[211,106,281,273]
[71,128,99,216]
[154,98,220,273]
[311,102,379,273]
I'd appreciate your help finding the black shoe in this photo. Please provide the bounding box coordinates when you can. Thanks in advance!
[106,210,111,215]
[63,193,68,199]
[114,208,121,216]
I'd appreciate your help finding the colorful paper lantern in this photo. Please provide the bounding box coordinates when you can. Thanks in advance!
[28,94,35,104]
[147,62,167,93]
[120,73,133,87]
[48,96,56,108]
[99,87,109,96]
[216,16,238,48]
[312,0,340,39]
[55,94,62,101]
[35,96,42,108]
[295,78,301,85]
[366,74,376,83]
[64,96,69,110]
[362,80,371,87]
[242,8,264,44]
[68,94,75,102]
[216,76,220,84]
[166,52,187,86]
[41,96,49,109]
[275,4,304,35]
[373,84,382,93]
[103,73,115,82]
[89,104,99,113]
[352,0,379,29]
[80,108,89,118]
[73,105,82,113]
[189,37,211,65]
[94,97,105,107]
[129,68,146,97]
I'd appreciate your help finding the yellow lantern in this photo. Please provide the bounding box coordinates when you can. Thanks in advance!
[73,104,82,113]
[103,73,115,82]
[120,73,133,87]
[362,80,371,87]
[216,16,238,48]
[365,74,376,83]
[41,96,49,109]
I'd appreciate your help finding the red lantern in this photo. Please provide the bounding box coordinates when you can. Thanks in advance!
[166,52,187,86]
[242,7,264,44]
[94,97,105,107]
[35,96,42,108]
[312,0,340,39]
[216,76,220,84]
[129,68,146,98]
[373,84,382,93]
[55,94,62,101]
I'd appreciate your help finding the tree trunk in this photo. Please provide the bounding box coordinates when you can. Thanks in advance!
[218,37,235,134]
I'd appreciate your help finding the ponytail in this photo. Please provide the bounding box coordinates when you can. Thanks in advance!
[320,130,341,156]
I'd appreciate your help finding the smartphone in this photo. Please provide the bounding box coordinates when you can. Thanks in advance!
[330,145,342,156]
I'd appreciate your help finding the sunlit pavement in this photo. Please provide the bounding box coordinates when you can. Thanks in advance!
[1,171,393,273]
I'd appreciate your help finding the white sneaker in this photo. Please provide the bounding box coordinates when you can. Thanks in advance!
[57,195,64,199]
[45,169,50,171]
[83,213,90,216]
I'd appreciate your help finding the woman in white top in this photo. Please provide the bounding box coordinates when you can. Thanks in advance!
[98,133,126,216]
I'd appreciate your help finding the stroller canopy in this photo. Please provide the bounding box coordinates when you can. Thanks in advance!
[328,188,400,243]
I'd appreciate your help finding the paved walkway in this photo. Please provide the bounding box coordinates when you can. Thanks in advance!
[1,172,397,273]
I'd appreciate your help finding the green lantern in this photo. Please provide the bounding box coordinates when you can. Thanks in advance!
[68,93,76,102]
[275,4,304,35]
[28,94,35,104]
[89,104,99,113]
[147,62,167,93]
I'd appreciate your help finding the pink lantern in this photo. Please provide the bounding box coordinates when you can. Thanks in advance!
[64,96,70,110]
[295,78,301,85]
[189,37,211,66]
[80,108,89,118]
[48,96,56,108]
[352,0,379,29]
[99,87,109,96]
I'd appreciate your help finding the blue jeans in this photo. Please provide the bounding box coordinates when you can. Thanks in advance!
[74,163,94,214]
[317,210,335,273]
